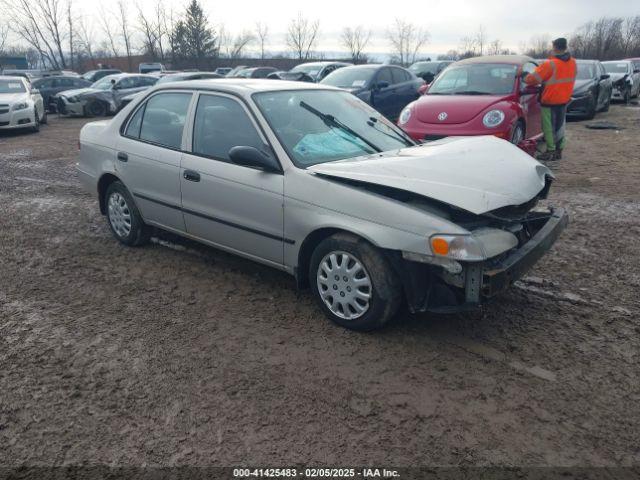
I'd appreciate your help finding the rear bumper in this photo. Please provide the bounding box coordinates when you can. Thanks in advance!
[391,208,569,313]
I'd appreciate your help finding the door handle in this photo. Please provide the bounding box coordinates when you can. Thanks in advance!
[117,152,128,162]
[183,170,200,182]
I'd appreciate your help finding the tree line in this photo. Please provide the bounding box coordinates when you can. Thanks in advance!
[1,1,639,71]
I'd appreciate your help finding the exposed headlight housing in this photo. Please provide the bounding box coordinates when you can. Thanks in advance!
[12,102,29,111]
[430,234,485,261]
[482,109,505,128]
[430,229,518,262]
[399,104,413,125]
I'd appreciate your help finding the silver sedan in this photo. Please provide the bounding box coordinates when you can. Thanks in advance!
[78,79,567,331]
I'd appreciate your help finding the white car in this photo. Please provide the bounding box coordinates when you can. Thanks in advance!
[0,76,46,132]
[602,60,640,102]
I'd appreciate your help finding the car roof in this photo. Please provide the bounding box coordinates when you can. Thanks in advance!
[294,61,345,67]
[0,75,28,82]
[602,59,631,63]
[455,55,535,66]
[154,78,339,97]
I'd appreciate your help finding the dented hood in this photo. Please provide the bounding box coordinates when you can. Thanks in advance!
[307,136,553,215]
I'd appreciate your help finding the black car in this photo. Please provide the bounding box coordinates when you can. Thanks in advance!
[232,67,278,79]
[31,75,92,112]
[266,71,315,82]
[81,69,122,83]
[567,60,612,120]
[321,64,424,121]
[408,60,453,83]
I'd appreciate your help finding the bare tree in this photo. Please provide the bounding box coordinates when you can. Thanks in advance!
[387,18,429,66]
[98,7,119,58]
[0,22,9,54]
[117,0,134,71]
[1,0,70,69]
[137,2,159,59]
[521,33,551,58]
[255,22,269,59]
[459,35,478,58]
[341,25,371,63]
[475,25,487,56]
[488,39,503,55]
[66,0,75,69]
[76,16,96,64]
[229,30,254,59]
[286,12,320,60]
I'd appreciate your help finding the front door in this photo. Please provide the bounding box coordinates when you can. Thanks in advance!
[520,62,542,138]
[180,92,285,266]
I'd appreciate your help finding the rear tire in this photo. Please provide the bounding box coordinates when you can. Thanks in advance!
[105,181,150,246]
[309,233,402,331]
[40,108,48,124]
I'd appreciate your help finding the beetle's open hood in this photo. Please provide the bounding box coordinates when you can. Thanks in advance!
[307,136,553,215]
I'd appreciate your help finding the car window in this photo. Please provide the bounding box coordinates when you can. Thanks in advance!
[58,78,74,87]
[377,68,393,85]
[125,104,145,138]
[391,68,410,84]
[135,92,192,149]
[192,94,264,162]
[36,79,53,88]
[138,76,158,87]
[430,63,517,95]
[116,77,136,89]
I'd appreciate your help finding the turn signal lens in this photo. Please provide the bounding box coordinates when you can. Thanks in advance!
[431,237,449,255]
[430,234,485,261]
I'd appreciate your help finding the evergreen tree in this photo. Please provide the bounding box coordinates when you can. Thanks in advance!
[184,0,217,67]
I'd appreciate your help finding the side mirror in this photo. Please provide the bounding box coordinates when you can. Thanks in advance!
[634,69,640,74]
[418,83,429,95]
[522,84,541,95]
[600,74,610,80]
[375,81,390,90]
[229,146,280,173]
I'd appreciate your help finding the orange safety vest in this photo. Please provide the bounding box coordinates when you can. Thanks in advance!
[525,55,577,106]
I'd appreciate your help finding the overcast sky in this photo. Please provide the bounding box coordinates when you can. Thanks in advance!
[75,0,640,56]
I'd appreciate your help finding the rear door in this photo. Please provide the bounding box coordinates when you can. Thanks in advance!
[116,91,194,232]
[180,92,285,266]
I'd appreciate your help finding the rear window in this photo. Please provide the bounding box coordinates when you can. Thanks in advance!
[125,92,192,150]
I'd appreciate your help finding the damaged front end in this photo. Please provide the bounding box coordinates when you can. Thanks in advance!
[383,182,568,313]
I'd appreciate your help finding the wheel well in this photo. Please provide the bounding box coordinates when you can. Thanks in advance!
[296,228,349,289]
[97,173,120,214]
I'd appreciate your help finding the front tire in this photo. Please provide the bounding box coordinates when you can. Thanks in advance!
[30,112,40,133]
[309,233,401,331]
[105,181,150,246]
[510,122,524,145]
[40,108,48,124]
[88,100,107,117]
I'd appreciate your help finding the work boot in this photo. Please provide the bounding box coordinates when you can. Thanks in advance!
[554,149,563,160]
[537,150,557,162]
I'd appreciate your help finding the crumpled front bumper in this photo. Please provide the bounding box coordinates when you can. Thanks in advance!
[56,96,85,116]
[390,208,569,313]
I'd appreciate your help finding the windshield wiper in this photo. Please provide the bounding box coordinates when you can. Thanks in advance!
[299,101,382,153]
[453,90,491,95]
[366,117,415,146]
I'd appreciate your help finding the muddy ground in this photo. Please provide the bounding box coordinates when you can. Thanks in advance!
[0,104,639,471]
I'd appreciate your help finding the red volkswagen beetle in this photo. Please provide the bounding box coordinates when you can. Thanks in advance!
[398,55,543,156]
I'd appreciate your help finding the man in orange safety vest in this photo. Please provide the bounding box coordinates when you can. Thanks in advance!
[524,37,577,161]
